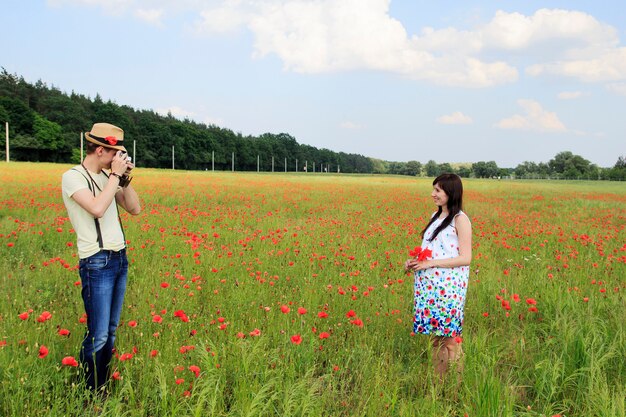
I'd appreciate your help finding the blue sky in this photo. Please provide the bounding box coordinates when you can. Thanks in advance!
[2,1,625,167]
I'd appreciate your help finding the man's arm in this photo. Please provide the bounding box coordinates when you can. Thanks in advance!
[70,153,130,218]
[71,175,123,218]
[115,185,141,215]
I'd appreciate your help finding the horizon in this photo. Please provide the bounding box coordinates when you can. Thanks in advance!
[1,1,625,167]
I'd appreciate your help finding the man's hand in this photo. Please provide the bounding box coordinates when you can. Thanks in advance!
[112,152,130,176]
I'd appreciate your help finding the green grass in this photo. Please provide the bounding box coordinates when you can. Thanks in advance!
[0,162,624,416]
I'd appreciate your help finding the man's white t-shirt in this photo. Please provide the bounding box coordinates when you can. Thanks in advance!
[62,166,125,259]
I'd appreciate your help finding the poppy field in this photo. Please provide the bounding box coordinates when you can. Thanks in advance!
[0,162,625,417]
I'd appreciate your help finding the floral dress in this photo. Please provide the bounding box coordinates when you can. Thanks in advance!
[413,211,470,337]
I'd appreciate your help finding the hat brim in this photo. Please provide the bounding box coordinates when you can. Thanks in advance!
[85,132,127,152]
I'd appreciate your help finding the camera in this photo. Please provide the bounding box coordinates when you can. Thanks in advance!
[117,152,133,188]
[120,151,132,163]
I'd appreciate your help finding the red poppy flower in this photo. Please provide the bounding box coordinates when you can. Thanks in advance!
[297,307,307,315]
[249,328,261,337]
[409,246,433,261]
[62,356,78,367]
[280,305,290,314]
[128,320,138,328]
[174,310,189,322]
[105,136,118,145]
[150,349,159,357]
[111,371,121,380]
[37,311,52,323]
[346,310,356,318]
[317,311,329,318]
[189,365,201,377]
[38,345,49,358]
[179,345,195,354]
[319,332,330,339]
[152,315,163,323]
[58,328,70,336]
[18,312,29,320]
[290,334,303,345]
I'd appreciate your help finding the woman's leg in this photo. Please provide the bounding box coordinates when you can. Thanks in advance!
[432,336,463,379]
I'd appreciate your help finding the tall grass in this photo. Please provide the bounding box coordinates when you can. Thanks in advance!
[0,162,624,416]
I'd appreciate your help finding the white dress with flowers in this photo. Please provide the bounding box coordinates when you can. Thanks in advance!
[413,211,470,337]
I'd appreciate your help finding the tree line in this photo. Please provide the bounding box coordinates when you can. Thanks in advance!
[1,69,624,180]
[0,69,372,173]
[377,153,625,180]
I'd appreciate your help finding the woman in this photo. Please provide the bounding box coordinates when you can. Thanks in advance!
[405,173,471,378]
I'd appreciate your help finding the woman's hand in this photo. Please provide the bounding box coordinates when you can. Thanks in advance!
[405,259,422,271]
[413,259,435,271]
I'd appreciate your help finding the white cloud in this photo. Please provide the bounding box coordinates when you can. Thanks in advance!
[193,1,249,34]
[495,99,567,132]
[436,112,473,125]
[481,9,617,51]
[155,106,196,119]
[134,8,164,26]
[48,2,626,86]
[527,48,626,82]
[606,82,626,96]
[340,121,363,130]
[192,0,518,87]
[557,91,583,100]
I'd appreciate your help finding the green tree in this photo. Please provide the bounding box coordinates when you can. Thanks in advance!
[0,96,35,135]
[457,166,472,178]
[425,160,440,177]
[472,161,499,178]
[549,151,594,179]
[0,104,8,123]
[438,162,453,174]
[369,158,387,174]
[405,160,422,176]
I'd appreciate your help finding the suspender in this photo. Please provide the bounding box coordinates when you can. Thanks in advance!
[71,167,126,250]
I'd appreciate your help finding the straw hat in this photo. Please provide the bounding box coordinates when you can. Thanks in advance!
[85,123,127,152]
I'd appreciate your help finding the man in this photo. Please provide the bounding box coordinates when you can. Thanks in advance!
[61,122,141,392]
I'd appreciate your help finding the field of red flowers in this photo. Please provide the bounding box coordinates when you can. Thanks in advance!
[0,162,624,417]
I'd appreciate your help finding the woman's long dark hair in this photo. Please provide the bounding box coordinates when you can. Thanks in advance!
[420,173,464,242]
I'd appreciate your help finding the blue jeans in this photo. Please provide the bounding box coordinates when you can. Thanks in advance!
[78,249,128,391]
